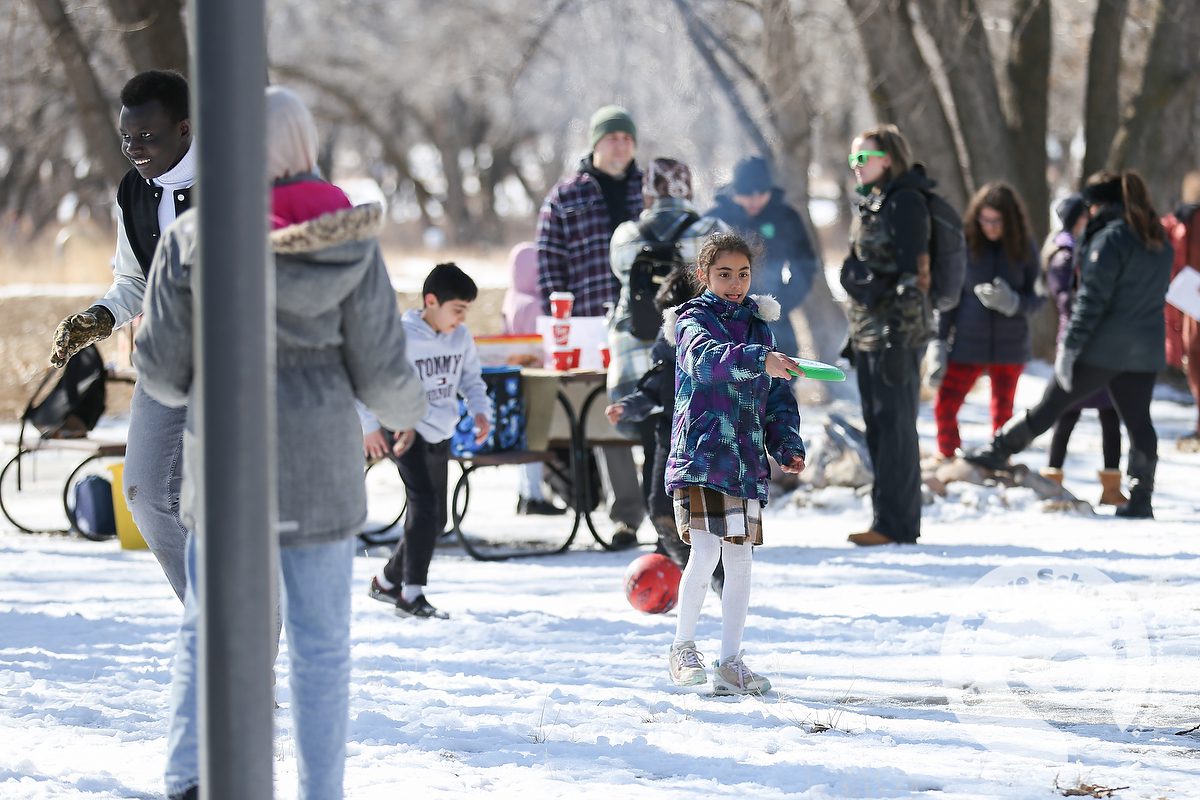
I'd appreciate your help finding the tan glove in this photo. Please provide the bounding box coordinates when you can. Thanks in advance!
[49,305,114,368]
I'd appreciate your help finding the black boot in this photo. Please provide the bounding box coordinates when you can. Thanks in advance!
[1115,452,1155,519]
[964,413,1035,471]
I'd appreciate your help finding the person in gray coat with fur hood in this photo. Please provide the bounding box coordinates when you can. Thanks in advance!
[135,87,426,800]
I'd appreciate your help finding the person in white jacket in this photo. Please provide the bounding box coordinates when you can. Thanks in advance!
[360,263,492,619]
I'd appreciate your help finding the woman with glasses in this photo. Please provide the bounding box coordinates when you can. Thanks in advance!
[967,170,1173,519]
[839,123,935,546]
[926,182,1043,459]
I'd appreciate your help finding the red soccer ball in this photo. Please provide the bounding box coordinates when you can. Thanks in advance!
[624,553,682,614]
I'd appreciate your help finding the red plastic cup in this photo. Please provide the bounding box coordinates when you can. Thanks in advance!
[599,344,611,369]
[568,348,581,369]
[549,291,574,320]
[551,321,571,346]
[552,349,572,370]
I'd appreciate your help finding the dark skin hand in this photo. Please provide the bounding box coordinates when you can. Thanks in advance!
[119,100,191,181]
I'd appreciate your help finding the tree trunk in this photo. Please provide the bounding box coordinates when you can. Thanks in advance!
[1005,0,1051,243]
[431,93,475,246]
[912,0,1012,192]
[1109,0,1200,209]
[1082,0,1128,179]
[760,0,850,400]
[843,0,969,210]
[31,0,128,185]
[104,0,190,76]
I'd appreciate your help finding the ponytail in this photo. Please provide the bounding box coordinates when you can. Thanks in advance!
[1120,171,1165,251]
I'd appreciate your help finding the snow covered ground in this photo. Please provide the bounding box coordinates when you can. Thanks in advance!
[2,366,1199,799]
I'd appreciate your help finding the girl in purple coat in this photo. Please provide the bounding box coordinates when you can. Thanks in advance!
[1041,194,1126,505]
[665,232,806,695]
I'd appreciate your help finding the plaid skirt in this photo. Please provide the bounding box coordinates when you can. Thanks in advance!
[673,486,763,546]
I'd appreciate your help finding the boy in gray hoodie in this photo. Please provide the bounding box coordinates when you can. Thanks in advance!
[361,263,492,619]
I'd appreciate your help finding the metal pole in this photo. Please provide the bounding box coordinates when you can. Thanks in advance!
[192,1,276,798]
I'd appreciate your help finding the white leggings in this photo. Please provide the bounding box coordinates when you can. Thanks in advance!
[673,532,753,661]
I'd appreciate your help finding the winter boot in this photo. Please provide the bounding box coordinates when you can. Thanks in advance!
[1097,469,1128,506]
[1114,453,1155,519]
[964,413,1036,471]
[1039,467,1064,485]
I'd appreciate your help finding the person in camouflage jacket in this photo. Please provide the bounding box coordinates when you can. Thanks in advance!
[838,124,933,547]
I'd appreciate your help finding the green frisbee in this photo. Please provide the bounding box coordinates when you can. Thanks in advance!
[785,357,846,382]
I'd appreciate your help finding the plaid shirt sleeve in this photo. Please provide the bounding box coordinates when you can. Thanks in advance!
[536,189,568,316]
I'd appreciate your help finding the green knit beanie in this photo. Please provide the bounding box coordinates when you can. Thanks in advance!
[589,105,637,149]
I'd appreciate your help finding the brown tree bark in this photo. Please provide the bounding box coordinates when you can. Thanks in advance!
[912,0,1013,191]
[1108,0,1200,209]
[104,0,190,76]
[760,0,850,398]
[30,0,129,185]
[1082,0,1128,180]
[843,0,969,210]
[1005,0,1051,244]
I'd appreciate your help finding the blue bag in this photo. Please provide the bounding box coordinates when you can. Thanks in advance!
[450,366,526,457]
[73,474,116,536]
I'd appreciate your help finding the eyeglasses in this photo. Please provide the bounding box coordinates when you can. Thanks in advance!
[977,214,1004,227]
[848,150,887,168]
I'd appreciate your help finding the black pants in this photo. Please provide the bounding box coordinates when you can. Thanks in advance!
[1024,364,1156,474]
[1047,405,1122,470]
[855,346,922,543]
[382,432,448,588]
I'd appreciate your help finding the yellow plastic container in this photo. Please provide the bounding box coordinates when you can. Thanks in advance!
[105,462,147,550]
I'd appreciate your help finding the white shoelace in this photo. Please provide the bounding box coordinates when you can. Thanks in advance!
[674,645,703,669]
[722,652,753,687]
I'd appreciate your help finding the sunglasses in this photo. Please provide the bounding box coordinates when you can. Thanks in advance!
[848,150,887,168]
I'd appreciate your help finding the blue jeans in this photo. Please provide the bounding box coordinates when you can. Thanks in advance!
[165,534,355,800]
[124,382,190,601]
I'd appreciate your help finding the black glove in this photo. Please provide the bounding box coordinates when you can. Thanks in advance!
[50,305,114,369]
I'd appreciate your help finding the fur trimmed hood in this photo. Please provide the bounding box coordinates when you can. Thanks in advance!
[271,203,390,322]
[662,293,779,345]
[270,203,383,254]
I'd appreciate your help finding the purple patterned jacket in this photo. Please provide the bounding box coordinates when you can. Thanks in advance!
[535,157,644,317]
[665,291,805,505]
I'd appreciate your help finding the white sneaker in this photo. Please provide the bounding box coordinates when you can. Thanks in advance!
[668,640,707,686]
[712,651,771,695]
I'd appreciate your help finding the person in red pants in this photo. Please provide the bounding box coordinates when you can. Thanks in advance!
[924,182,1044,458]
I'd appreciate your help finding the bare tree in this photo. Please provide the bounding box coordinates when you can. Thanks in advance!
[1107,0,1200,207]
[104,0,189,75]
[29,0,127,185]
[1082,0,1129,179]
[843,0,969,210]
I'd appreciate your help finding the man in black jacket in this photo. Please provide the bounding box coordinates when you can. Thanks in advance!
[706,156,819,356]
[49,70,195,600]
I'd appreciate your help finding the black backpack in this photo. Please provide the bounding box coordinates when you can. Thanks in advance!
[627,212,699,340]
[922,190,967,312]
[24,344,107,439]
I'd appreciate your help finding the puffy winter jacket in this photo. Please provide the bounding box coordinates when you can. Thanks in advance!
[937,238,1044,364]
[664,291,804,504]
[1065,207,1173,373]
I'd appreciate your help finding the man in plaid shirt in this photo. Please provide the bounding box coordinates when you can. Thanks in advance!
[536,105,645,316]
[535,105,646,548]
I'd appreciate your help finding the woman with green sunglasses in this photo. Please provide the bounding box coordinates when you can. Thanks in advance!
[839,123,936,547]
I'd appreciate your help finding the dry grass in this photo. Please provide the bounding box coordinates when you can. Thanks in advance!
[0,227,510,423]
